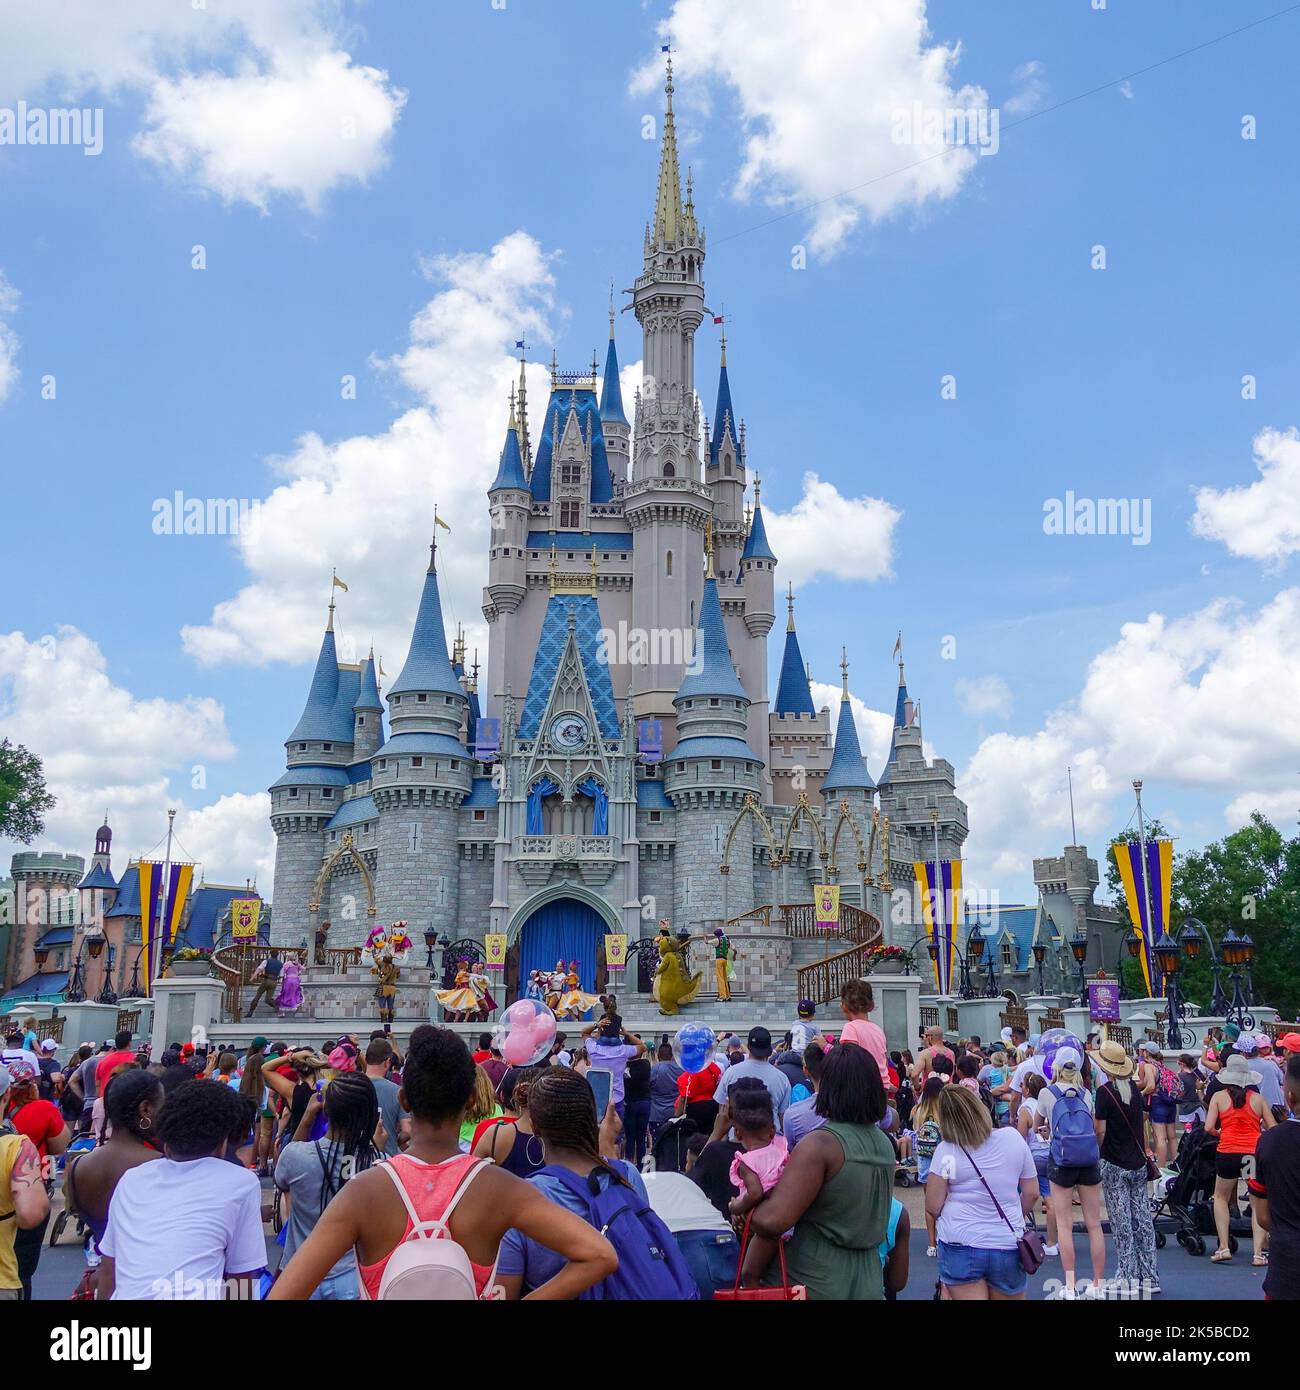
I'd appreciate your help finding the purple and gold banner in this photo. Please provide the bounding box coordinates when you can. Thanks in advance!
[136,860,195,993]
[1111,838,1172,996]
[913,859,962,994]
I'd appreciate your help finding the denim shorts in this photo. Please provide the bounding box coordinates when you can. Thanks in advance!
[1033,1151,1051,1198]
[917,1153,933,1183]
[937,1241,1027,1295]
[1149,1097,1177,1125]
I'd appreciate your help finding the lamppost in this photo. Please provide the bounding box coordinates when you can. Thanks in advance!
[127,949,143,998]
[1153,928,1191,1049]
[1032,941,1046,995]
[1069,931,1089,1007]
[981,928,1001,999]
[1178,917,1230,1015]
[1220,928,1257,1032]
[957,922,983,1000]
[96,942,118,1006]
[1118,931,1143,1001]
[424,928,439,970]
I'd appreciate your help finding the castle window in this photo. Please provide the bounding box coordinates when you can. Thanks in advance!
[560,501,581,528]
[418,694,427,703]
[473,809,486,822]
[411,757,423,769]
[649,811,662,823]
[287,788,299,799]
[711,759,722,771]
[724,458,732,476]
[392,695,401,705]
[665,550,673,576]
[378,760,387,771]
[561,464,581,486]
[663,461,675,478]
[322,743,332,751]
[357,716,365,727]
[451,760,460,770]
[1001,940,1015,968]
[709,698,719,707]
[298,743,307,752]
[322,789,334,799]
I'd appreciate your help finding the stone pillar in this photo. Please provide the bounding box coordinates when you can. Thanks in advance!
[871,973,922,1054]
[151,976,225,1056]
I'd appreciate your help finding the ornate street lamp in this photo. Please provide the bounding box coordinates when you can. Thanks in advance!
[1153,928,1190,1049]
[1179,917,1229,1014]
[424,928,439,970]
[1069,931,1089,1008]
[127,949,143,998]
[32,943,50,970]
[1032,941,1047,995]
[97,943,119,1006]
[978,929,1001,999]
[1221,928,1256,1031]
[1117,931,1143,1000]
[958,920,983,1000]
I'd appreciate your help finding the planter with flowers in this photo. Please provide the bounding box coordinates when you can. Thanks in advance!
[865,944,909,976]
[168,947,215,978]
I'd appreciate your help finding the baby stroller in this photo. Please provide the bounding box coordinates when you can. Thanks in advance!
[1150,1124,1248,1256]
[48,1134,95,1248]
[650,1115,699,1173]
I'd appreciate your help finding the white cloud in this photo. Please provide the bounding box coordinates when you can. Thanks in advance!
[960,589,1300,892]
[634,0,990,255]
[1192,426,1300,566]
[0,626,268,884]
[1003,59,1046,116]
[765,472,901,586]
[810,682,894,771]
[954,673,1012,719]
[1224,785,1300,830]
[0,270,18,404]
[0,0,405,210]
[182,231,557,670]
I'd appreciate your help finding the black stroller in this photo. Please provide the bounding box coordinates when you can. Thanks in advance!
[1150,1124,1249,1256]
[650,1115,699,1173]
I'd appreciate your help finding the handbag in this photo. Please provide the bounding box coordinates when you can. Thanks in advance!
[712,1214,806,1301]
[959,1144,1045,1275]
[1109,1085,1161,1182]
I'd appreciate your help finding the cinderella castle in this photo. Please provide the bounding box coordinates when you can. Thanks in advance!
[267,63,969,1007]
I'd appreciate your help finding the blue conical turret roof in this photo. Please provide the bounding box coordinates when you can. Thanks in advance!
[490,418,528,491]
[774,615,815,716]
[710,353,737,466]
[824,690,875,793]
[288,624,342,742]
[742,502,776,561]
[355,653,382,711]
[600,334,627,426]
[389,550,463,699]
[677,576,748,702]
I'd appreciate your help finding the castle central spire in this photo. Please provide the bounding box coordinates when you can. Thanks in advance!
[653,58,683,246]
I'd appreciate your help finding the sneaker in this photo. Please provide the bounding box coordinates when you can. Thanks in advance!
[1044,1243,1059,1256]
[926,1245,937,1258]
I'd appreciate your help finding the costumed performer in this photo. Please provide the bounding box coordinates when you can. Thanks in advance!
[556,960,600,1020]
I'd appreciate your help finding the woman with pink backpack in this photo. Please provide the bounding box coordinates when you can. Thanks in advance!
[268,1027,617,1300]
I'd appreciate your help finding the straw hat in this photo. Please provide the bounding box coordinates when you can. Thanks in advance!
[1218,1053,1262,1088]
[1095,1039,1134,1078]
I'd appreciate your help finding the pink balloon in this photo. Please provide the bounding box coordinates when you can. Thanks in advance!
[502,1030,535,1065]
[504,999,534,1025]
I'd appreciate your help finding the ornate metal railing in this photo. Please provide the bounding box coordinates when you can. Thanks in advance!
[1108,1023,1133,1050]
[999,1005,1029,1033]
[947,1006,960,1034]
[781,902,881,944]
[726,905,771,931]
[796,942,873,1009]
[115,1009,141,1037]
[1263,1020,1299,1042]
[517,835,616,858]
[1040,1008,1065,1031]
[920,1005,940,1030]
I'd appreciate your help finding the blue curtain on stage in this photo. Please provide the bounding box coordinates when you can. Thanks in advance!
[576,778,609,835]
[519,899,607,995]
[526,779,559,834]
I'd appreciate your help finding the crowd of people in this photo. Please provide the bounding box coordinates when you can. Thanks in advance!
[2,997,1298,1302]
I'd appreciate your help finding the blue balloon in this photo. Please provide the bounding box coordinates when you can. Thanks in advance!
[674,1024,716,1076]
[1039,1027,1084,1079]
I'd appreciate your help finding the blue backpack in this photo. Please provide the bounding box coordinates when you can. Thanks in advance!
[538,1165,699,1301]
[1047,1085,1099,1167]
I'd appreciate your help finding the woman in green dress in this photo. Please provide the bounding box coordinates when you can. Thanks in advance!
[740,1043,895,1299]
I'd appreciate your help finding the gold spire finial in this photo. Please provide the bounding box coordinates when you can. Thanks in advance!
[548,544,558,593]
[508,384,517,433]
[590,542,599,586]
[705,513,715,580]
[753,474,761,507]
[840,647,850,699]
[786,581,795,633]
[653,53,683,245]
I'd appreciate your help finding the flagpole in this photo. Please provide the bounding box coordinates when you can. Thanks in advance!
[153,808,176,993]
[1133,779,1156,996]
[931,809,942,994]
[1067,765,1078,846]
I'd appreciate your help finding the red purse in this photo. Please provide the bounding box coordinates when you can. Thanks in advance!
[712,1215,807,1301]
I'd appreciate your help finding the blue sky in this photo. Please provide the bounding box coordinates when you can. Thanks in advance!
[2,0,1299,899]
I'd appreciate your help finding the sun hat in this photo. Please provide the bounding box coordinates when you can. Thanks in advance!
[1095,1040,1134,1078]
[1235,1034,1258,1056]
[1218,1053,1262,1088]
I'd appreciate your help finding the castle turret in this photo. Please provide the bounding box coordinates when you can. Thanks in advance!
[706,335,746,568]
[738,477,776,789]
[666,557,762,926]
[352,649,384,760]
[769,587,832,805]
[626,58,712,734]
[484,397,531,720]
[819,651,876,908]
[371,526,472,939]
[600,296,630,483]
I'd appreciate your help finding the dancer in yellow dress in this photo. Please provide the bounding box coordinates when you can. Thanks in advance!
[556,960,600,1020]
[435,961,478,1020]
[654,930,702,1016]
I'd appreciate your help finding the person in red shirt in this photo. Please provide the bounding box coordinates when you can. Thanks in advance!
[471,1032,494,1066]
[676,1060,722,1134]
[4,1058,69,1298]
[94,1029,138,1091]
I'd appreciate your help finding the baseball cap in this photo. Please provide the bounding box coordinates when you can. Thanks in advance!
[39,1038,58,1054]
[5,1058,37,1085]
[250,1036,269,1052]
[797,999,815,1017]
[1052,1046,1082,1078]
[747,1026,773,1053]
[1279,1033,1300,1053]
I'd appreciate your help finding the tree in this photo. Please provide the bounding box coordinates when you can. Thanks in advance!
[0,739,55,844]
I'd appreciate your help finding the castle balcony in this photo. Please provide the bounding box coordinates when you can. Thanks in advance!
[513,834,619,888]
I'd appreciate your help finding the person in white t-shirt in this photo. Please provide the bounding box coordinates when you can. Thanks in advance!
[924,1084,1038,1300]
[642,1170,739,1298]
[1007,1043,1046,1123]
[99,1079,266,1300]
